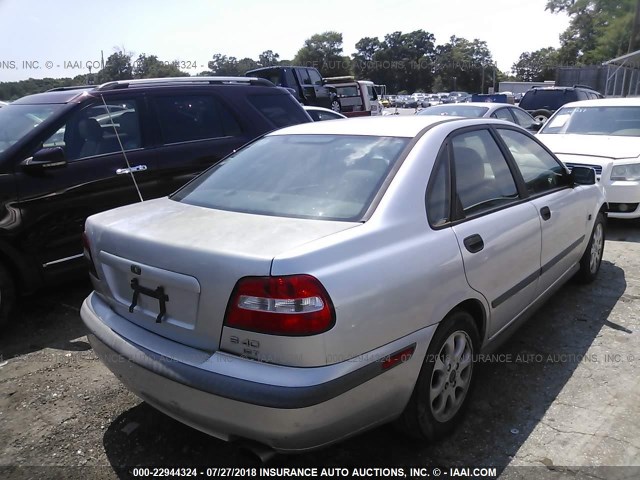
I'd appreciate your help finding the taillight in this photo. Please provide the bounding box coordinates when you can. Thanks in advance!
[225,275,335,336]
[82,232,99,278]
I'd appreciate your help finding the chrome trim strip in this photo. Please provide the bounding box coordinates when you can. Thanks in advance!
[42,253,84,268]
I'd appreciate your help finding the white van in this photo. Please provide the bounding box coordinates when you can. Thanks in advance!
[324,77,382,117]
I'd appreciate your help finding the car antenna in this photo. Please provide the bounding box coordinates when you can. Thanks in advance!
[99,94,144,202]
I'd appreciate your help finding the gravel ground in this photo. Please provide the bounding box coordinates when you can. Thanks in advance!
[0,220,638,480]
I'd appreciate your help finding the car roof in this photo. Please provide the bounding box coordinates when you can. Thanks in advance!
[268,115,496,138]
[11,89,94,105]
[558,97,640,108]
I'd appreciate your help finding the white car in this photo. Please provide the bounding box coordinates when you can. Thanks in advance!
[303,106,347,121]
[537,98,640,219]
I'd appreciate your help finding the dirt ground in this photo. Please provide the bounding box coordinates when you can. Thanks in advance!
[0,219,639,480]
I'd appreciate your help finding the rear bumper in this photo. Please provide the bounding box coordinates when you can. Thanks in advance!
[81,292,434,451]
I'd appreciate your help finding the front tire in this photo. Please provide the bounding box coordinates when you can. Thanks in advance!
[396,309,479,441]
[576,212,605,283]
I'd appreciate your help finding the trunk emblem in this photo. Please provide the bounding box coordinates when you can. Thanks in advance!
[131,265,142,275]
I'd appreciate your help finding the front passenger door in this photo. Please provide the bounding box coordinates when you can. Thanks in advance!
[495,127,593,296]
[448,129,542,338]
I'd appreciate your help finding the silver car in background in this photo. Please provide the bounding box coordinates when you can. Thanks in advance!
[81,116,606,453]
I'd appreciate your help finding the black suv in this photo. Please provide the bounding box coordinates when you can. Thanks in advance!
[246,66,341,112]
[0,77,311,326]
[519,85,603,123]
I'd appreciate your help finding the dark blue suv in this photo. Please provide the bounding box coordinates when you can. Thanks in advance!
[0,77,311,326]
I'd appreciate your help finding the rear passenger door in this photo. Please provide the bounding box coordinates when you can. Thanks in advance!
[447,128,542,338]
[495,127,593,295]
[148,93,252,195]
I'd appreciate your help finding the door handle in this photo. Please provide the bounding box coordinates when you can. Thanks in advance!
[116,164,147,175]
[540,206,551,221]
[463,234,484,253]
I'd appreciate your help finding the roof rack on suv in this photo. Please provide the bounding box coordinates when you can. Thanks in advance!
[96,76,274,91]
[46,85,94,92]
[572,84,596,90]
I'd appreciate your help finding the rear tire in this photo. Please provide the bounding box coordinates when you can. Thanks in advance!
[0,263,15,330]
[330,97,341,113]
[395,309,479,441]
[575,213,605,284]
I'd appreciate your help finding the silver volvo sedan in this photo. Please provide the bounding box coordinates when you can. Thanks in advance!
[81,116,606,453]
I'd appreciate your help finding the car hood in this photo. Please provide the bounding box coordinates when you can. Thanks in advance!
[537,134,640,161]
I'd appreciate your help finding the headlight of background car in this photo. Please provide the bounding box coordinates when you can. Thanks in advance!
[610,164,640,181]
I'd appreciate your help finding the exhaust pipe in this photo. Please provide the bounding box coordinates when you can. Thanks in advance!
[238,440,277,463]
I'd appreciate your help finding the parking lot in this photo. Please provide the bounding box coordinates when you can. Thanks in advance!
[0,219,637,479]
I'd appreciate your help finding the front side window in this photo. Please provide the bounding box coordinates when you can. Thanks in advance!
[497,128,569,195]
[307,69,323,86]
[173,134,409,221]
[451,129,519,216]
[0,103,65,154]
[511,108,535,129]
[42,99,140,161]
[154,95,242,144]
[491,108,514,122]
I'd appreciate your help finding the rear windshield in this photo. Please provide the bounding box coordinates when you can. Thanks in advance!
[172,134,410,221]
[418,105,489,117]
[247,94,311,128]
[519,90,578,111]
[540,106,640,136]
[0,103,65,153]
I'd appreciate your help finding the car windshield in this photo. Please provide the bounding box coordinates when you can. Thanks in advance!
[540,106,640,136]
[418,105,489,117]
[519,90,578,111]
[0,103,65,153]
[172,134,410,221]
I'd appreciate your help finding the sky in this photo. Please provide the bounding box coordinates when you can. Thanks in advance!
[0,0,570,82]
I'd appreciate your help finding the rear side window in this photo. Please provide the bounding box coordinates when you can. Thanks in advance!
[451,130,519,216]
[426,147,451,227]
[248,94,310,128]
[497,128,569,195]
[154,95,243,144]
[173,134,409,221]
[519,90,578,111]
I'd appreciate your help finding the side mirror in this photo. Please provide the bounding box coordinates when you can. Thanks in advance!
[571,166,596,186]
[21,146,67,172]
[528,122,543,132]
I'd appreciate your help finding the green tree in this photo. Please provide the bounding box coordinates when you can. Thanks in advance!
[132,54,189,78]
[258,50,280,67]
[352,30,436,93]
[546,0,636,64]
[293,31,352,76]
[434,36,495,92]
[95,51,133,83]
[512,47,559,81]
[205,54,258,76]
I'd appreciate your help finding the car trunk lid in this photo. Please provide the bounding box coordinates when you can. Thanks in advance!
[85,197,358,352]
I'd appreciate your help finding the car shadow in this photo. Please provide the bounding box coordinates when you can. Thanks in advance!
[102,260,625,478]
[0,278,92,359]
[607,218,640,243]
